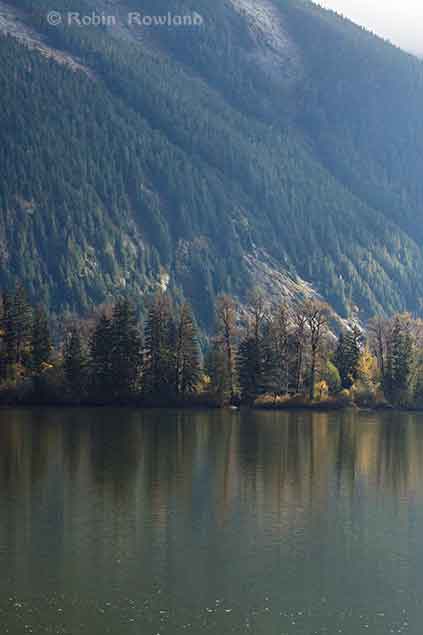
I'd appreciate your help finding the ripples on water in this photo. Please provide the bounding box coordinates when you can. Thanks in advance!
[0,408,422,634]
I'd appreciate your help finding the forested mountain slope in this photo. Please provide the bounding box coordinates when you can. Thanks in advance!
[1,0,423,327]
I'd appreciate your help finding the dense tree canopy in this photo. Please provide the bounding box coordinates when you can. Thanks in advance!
[1,0,423,329]
[1,284,422,410]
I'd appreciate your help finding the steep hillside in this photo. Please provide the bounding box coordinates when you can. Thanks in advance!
[1,0,423,326]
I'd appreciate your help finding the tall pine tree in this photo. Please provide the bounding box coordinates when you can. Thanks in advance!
[64,327,88,401]
[334,326,362,389]
[89,313,112,401]
[143,294,176,399]
[109,299,142,401]
[30,306,51,375]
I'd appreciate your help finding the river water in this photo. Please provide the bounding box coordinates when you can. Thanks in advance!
[0,407,422,634]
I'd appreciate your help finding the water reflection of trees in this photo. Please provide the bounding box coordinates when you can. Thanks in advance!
[1,409,423,552]
[241,411,423,523]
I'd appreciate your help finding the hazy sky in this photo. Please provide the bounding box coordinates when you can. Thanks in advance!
[316,1,423,55]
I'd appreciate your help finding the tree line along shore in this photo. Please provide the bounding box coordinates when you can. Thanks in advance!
[0,284,421,410]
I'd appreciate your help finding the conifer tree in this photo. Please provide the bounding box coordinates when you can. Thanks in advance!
[384,314,414,405]
[175,303,200,398]
[1,291,16,379]
[143,294,176,399]
[109,299,142,400]
[261,318,281,401]
[89,313,112,400]
[334,326,362,389]
[64,327,88,400]
[215,294,238,402]
[1,285,32,378]
[30,306,52,374]
[237,334,262,405]
[14,283,32,366]
[237,291,267,404]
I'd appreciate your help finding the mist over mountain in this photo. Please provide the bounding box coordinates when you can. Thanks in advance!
[1,0,423,327]
[316,0,423,56]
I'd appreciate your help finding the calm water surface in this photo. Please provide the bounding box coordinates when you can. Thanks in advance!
[1,408,423,634]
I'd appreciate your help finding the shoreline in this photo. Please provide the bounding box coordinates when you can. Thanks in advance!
[1,401,422,415]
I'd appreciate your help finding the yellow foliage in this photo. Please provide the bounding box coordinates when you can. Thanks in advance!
[357,347,379,387]
[256,394,292,406]
[41,362,54,372]
[201,374,212,387]
[353,347,381,407]
[316,380,329,400]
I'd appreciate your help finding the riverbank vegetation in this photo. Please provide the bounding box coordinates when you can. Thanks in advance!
[0,284,422,410]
